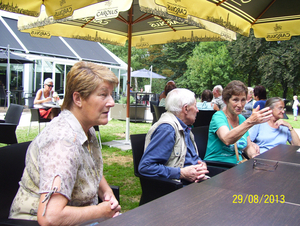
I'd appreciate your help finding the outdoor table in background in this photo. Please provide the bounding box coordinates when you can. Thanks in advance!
[91,157,300,226]
[11,90,23,105]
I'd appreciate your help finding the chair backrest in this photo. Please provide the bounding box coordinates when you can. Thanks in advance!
[191,126,209,160]
[4,104,24,125]
[153,105,166,121]
[0,141,31,219]
[193,110,216,127]
[130,133,147,177]
[149,101,158,113]
[149,101,158,124]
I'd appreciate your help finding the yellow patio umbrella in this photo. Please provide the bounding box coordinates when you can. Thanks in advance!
[155,0,300,41]
[17,0,236,142]
[0,0,106,19]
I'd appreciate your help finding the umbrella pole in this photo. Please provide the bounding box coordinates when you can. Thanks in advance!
[125,4,133,144]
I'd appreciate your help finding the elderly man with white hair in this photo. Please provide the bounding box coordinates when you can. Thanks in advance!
[139,88,209,185]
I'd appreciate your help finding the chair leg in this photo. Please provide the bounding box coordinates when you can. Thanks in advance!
[27,121,32,136]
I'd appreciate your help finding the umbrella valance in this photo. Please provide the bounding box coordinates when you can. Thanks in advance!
[0,0,106,19]
[124,68,166,79]
[155,0,300,41]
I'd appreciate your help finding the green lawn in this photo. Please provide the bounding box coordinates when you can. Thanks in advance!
[3,113,300,213]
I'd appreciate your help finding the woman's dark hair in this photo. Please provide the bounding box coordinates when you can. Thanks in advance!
[164,81,176,96]
[254,85,267,100]
[201,89,213,102]
[222,80,248,103]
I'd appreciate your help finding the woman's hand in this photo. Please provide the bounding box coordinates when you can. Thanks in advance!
[247,106,273,125]
[102,192,121,217]
[97,200,121,218]
[275,119,291,128]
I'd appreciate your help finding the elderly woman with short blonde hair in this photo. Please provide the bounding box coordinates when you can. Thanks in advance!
[10,61,121,225]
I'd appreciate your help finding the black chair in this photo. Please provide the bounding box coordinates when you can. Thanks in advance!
[191,126,235,177]
[131,133,183,206]
[193,110,216,127]
[0,141,39,225]
[93,125,102,148]
[27,97,51,135]
[149,100,158,125]
[0,104,24,144]
[153,105,166,122]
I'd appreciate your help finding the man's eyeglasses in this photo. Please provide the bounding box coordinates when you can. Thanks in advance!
[46,84,53,88]
[253,160,278,172]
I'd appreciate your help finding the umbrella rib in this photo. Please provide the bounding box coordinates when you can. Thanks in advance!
[81,17,95,28]
[155,15,177,32]
[251,0,277,25]
[117,14,129,25]
[216,0,228,6]
[133,13,153,25]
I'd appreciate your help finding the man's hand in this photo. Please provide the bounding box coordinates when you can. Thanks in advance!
[180,160,209,183]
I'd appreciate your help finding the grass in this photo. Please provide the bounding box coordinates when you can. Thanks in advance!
[3,113,300,213]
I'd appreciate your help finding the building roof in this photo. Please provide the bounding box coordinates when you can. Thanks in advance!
[0,15,120,66]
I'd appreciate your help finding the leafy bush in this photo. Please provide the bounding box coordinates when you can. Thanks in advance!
[118,96,135,104]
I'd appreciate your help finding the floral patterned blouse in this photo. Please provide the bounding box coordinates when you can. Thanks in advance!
[9,110,103,220]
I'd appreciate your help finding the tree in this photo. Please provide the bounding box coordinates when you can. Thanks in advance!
[227,30,267,87]
[176,41,234,95]
[258,37,300,98]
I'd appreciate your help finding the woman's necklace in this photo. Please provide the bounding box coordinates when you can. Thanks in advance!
[224,111,239,128]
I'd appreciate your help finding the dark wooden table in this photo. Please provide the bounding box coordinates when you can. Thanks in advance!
[91,159,300,226]
[255,144,300,165]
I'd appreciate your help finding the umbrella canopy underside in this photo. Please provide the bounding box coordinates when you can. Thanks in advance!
[155,0,300,41]
[18,0,236,47]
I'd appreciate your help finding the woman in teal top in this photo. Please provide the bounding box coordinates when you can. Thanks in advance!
[204,80,273,164]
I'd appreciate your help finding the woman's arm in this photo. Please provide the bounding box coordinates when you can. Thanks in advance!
[37,176,120,226]
[244,137,260,159]
[34,90,52,104]
[275,119,300,146]
[216,106,273,146]
[213,103,219,111]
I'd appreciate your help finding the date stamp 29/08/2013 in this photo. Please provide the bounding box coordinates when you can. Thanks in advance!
[233,194,285,204]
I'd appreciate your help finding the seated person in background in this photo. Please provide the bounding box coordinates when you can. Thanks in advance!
[204,80,273,164]
[253,85,267,109]
[249,97,300,154]
[197,89,219,111]
[212,85,226,110]
[159,80,176,105]
[139,88,209,185]
[242,87,254,119]
[9,62,121,225]
[34,78,60,119]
